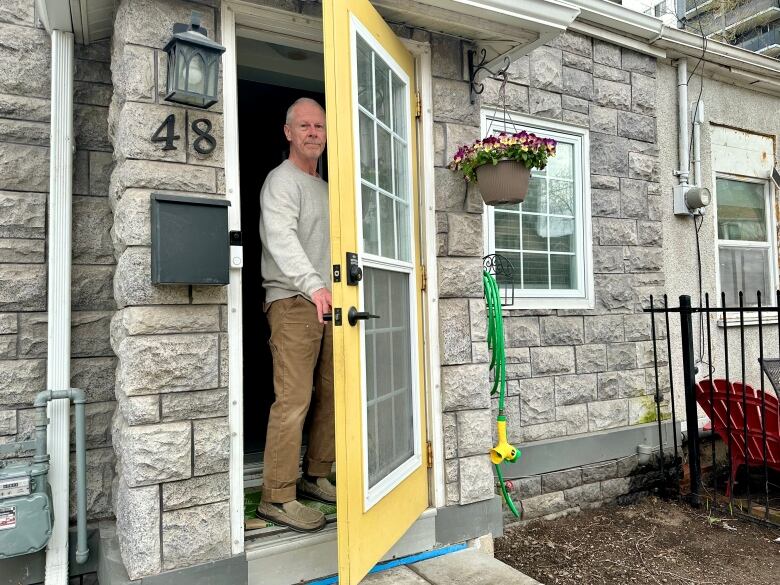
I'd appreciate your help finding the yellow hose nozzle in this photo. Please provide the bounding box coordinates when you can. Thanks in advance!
[490,419,520,464]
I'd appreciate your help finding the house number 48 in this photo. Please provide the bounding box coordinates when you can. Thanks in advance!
[151,114,216,155]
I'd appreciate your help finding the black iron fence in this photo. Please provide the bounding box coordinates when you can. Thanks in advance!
[647,291,780,527]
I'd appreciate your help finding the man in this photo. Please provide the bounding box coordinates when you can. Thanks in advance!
[256,97,334,532]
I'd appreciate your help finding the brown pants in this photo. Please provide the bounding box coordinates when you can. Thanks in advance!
[262,295,334,503]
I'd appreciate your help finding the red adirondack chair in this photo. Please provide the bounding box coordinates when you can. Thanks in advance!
[695,378,780,496]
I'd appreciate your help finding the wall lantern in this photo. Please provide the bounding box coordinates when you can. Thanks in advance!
[163,12,226,109]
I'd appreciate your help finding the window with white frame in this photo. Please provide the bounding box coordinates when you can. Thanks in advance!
[716,176,776,306]
[483,112,593,309]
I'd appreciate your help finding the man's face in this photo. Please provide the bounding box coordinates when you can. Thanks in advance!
[284,102,327,162]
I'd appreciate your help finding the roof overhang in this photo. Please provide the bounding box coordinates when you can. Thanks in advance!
[36,0,113,44]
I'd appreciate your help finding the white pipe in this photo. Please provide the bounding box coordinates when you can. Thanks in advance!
[677,59,690,186]
[45,29,74,585]
[693,101,704,187]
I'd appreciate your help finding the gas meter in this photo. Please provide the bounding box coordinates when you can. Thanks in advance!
[0,460,52,559]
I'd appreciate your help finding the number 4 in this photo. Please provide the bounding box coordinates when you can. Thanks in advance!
[151,114,180,151]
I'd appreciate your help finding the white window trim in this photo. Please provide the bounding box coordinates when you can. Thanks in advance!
[712,173,778,313]
[481,112,594,310]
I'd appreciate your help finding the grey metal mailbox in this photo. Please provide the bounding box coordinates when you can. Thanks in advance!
[151,193,231,285]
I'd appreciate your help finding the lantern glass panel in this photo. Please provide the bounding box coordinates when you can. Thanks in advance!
[186,51,207,95]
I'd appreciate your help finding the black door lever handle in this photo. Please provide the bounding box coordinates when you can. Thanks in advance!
[347,307,380,326]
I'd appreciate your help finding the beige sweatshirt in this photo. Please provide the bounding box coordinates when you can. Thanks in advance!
[259,159,331,305]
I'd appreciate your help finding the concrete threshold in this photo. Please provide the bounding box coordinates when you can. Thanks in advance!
[361,549,542,585]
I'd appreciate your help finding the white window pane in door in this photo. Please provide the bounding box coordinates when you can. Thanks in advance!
[364,267,414,488]
[374,58,391,127]
[393,137,408,201]
[379,194,395,258]
[359,112,376,183]
[717,179,767,242]
[362,184,379,255]
[719,247,771,306]
[377,125,393,192]
[357,36,373,113]
[395,201,410,262]
[391,72,406,139]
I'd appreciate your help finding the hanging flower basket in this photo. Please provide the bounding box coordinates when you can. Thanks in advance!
[475,160,531,205]
[448,131,557,206]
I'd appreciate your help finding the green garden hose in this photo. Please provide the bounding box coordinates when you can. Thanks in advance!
[483,270,520,518]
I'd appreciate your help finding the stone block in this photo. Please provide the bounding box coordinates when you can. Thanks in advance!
[458,455,494,504]
[555,373,597,405]
[620,178,649,219]
[445,482,459,506]
[73,197,114,265]
[593,245,623,273]
[456,409,492,457]
[433,123,445,167]
[0,144,49,192]
[116,333,219,396]
[589,105,617,134]
[617,111,655,143]
[595,274,635,312]
[90,151,113,197]
[623,313,652,341]
[504,317,540,347]
[529,88,562,120]
[114,478,161,579]
[593,63,630,84]
[0,264,46,311]
[0,93,50,122]
[530,46,562,92]
[114,247,189,308]
[626,247,663,273]
[0,409,16,435]
[113,44,155,102]
[447,213,482,256]
[74,105,110,151]
[69,446,114,520]
[193,417,229,476]
[620,369,647,398]
[628,152,659,182]
[117,391,159,426]
[0,238,44,263]
[597,218,637,245]
[598,371,620,399]
[556,403,588,435]
[444,459,458,484]
[114,416,191,486]
[439,298,471,365]
[114,305,220,337]
[564,482,601,506]
[582,460,618,483]
[520,491,568,520]
[540,316,583,345]
[186,108,224,168]
[113,0,215,50]
[593,78,631,111]
[431,34,462,79]
[72,265,115,311]
[162,501,230,571]
[110,159,216,201]
[510,476,541,499]
[115,101,186,162]
[629,395,668,425]
[0,119,50,146]
[507,55,530,85]
[441,364,490,411]
[563,110,588,127]
[480,78,528,113]
[591,133,630,177]
[161,389,228,421]
[74,58,111,84]
[468,299,487,342]
[72,401,114,449]
[593,40,621,67]
[0,23,50,98]
[542,468,582,493]
[591,189,620,217]
[575,344,607,374]
[631,72,655,115]
[443,124,479,166]
[562,95,588,114]
[0,336,16,359]
[434,167,468,211]
[591,175,620,190]
[637,221,662,246]
[562,50,592,72]
[588,398,628,431]
[517,377,555,424]
[548,31,592,58]
[437,257,483,297]
[607,342,637,370]
[162,473,230,511]
[562,67,593,100]
[531,346,575,376]
[622,49,656,77]
[433,77,477,125]
[443,412,457,459]
[0,0,34,25]
[521,420,568,442]
[191,285,227,304]
[601,477,631,499]
[72,357,116,403]
[648,195,662,221]
[111,189,153,252]
[74,81,112,108]
[0,314,16,335]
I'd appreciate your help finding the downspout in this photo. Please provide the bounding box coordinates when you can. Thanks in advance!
[45,29,75,585]
[677,59,690,186]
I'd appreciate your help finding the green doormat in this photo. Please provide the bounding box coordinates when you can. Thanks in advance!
[244,488,337,527]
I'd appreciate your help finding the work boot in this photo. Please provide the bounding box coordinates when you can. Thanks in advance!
[256,499,326,532]
[298,475,337,504]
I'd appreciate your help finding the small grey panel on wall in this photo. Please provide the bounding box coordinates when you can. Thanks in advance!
[151,194,230,285]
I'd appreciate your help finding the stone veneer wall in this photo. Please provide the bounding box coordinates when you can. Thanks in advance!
[108,0,230,579]
[0,0,117,523]
[429,31,670,507]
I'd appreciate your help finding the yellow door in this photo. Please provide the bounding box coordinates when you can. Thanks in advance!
[323,1,428,583]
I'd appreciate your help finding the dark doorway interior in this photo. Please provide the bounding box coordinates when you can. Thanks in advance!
[237,79,326,454]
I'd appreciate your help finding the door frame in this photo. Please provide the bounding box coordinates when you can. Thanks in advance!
[220,0,444,557]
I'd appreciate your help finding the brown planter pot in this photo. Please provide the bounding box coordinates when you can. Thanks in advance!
[475,160,531,205]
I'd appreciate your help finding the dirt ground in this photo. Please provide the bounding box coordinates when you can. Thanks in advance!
[495,496,780,585]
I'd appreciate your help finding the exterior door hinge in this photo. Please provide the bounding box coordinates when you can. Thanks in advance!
[426,441,433,469]
[415,91,422,118]
[420,265,427,292]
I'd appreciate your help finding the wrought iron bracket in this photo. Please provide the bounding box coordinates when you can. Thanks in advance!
[468,48,511,105]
